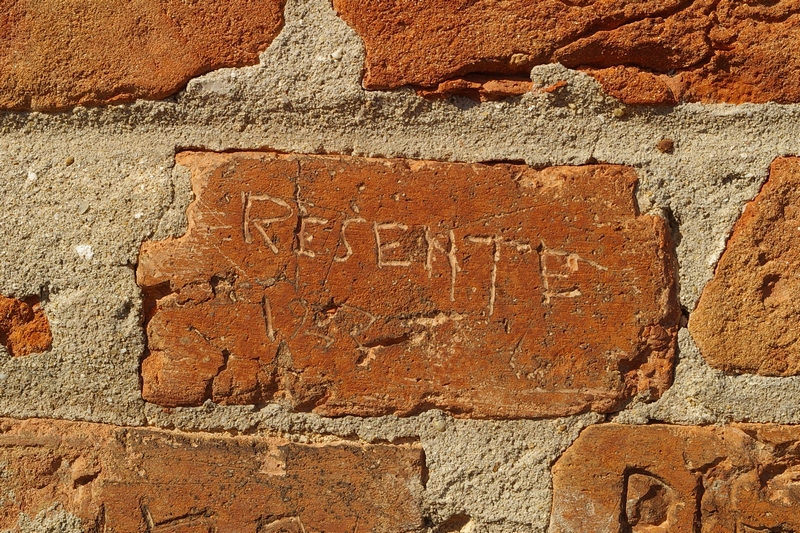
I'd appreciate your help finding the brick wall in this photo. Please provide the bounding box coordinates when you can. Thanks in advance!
[2,0,800,531]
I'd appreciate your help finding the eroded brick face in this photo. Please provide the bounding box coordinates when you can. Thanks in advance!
[137,152,679,418]
[690,157,800,375]
[0,1,285,111]
[333,0,800,104]
[550,424,800,533]
[0,418,425,532]
[0,295,51,357]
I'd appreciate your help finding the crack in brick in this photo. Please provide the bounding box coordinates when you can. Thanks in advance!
[334,0,800,104]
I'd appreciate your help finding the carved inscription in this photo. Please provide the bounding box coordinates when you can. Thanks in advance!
[550,424,800,533]
[137,152,679,417]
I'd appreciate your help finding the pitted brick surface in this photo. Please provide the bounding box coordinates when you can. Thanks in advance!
[0,0,285,111]
[333,0,800,104]
[550,424,800,533]
[0,295,51,357]
[0,417,425,532]
[136,152,679,418]
[690,157,800,375]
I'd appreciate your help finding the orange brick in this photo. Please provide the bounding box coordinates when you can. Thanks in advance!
[690,157,800,375]
[137,152,679,418]
[0,295,51,357]
[333,0,800,104]
[551,424,800,532]
[0,1,285,111]
[415,75,533,102]
[0,418,425,532]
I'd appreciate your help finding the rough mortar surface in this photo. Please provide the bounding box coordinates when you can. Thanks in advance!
[3,0,800,530]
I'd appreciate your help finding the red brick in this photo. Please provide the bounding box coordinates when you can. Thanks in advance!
[0,1,285,111]
[690,158,800,375]
[0,417,425,532]
[550,424,800,532]
[0,295,51,357]
[333,0,800,104]
[415,75,533,102]
[136,152,679,418]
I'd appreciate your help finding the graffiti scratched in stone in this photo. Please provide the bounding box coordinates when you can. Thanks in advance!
[137,152,679,417]
[550,424,800,533]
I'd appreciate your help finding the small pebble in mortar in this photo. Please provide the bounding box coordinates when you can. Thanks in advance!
[657,138,675,153]
[75,244,94,260]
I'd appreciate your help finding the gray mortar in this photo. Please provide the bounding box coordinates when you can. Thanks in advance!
[2,0,800,530]
[5,504,83,533]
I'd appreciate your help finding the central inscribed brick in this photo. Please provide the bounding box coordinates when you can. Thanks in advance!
[137,152,679,417]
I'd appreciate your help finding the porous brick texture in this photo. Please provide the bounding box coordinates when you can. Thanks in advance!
[690,157,800,375]
[0,417,425,532]
[334,0,800,104]
[137,152,679,418]
[0,295,51,357]
[0,0,285,111]
[6,0,800,529]
[4,0,799,111]
[551,424,800,532]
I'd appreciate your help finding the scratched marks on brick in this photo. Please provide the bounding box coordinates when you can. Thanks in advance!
[550,424,800,533]
[0,417,425,532]
[136,152,679,418]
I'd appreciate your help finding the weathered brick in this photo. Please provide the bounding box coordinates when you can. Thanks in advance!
[0,417,425,532]
[415,75,533,102]
[137,152,679,418]
[0,295,51,357]
[0,1,285,111]
[690,157,800,375]
[333,0,800,104]
[550,424,800,533]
